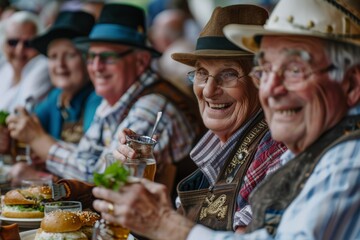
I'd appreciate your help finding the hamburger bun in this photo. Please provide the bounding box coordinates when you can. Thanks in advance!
[41,210,82,232]
[21,186,52,200]
[1,207,43,218]
[77,211,101,239]
[77,211,100,227]
[35,210,87,240]
[3,190,36,205]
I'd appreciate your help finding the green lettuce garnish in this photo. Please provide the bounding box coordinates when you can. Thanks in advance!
[94,162,130,191]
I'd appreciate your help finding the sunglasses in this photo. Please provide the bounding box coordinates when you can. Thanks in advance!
[7,39,31,48]
[86,49,134,65]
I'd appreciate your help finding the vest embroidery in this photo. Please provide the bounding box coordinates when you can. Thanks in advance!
[200,194,228,221]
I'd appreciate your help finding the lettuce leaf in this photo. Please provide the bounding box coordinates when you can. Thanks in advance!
[93,162,129,191]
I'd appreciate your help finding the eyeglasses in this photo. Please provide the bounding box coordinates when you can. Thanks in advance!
[187,69,247,88]
[250,62,337,91]
[7,39,31,48]
[86,49,134,65]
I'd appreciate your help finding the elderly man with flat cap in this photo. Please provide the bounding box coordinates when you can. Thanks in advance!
[92,0,360,239]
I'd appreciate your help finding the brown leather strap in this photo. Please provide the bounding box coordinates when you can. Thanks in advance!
[56,179,96,211]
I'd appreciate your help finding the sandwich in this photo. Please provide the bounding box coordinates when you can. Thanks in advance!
[2,186,52,218]
[34,210,88,240]
[77,210,101,239]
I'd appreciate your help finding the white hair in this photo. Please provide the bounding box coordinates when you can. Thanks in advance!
[325,40,360,82]
[0,10,44,46]
[4,10,44,34]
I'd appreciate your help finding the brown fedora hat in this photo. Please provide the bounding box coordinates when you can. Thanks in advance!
[171,5,268,67]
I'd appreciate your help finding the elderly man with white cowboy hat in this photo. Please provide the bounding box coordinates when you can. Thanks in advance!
[23,3,204,196]
[90,0,360,239]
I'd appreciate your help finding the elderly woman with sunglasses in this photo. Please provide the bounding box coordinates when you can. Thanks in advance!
[105,5,286,233]
[5,11,102,186]
[0,11,51,158]
[0,11,51,113]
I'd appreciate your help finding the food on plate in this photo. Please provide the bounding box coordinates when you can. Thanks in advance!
[77,210,101,238]
[2,186,52,218]
[34,210,87,240]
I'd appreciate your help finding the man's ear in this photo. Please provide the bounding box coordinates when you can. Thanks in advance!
[136,51,151,75]
[345,65,360,107]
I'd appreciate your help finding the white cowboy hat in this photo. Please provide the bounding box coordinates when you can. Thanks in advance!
[223,0,360,53]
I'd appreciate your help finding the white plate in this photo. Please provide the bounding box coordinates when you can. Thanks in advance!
[0,215,42,229]
[19,229,137,240]
[19,229,37,240]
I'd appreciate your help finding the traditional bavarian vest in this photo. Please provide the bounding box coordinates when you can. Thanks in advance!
[177,112,268,230]
[247,115,360,235]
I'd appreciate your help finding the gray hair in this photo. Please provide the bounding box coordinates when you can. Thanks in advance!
[325,40,360,82]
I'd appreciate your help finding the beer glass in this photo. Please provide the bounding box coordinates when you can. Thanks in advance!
[92,154,148,240]
[125,134,157,181]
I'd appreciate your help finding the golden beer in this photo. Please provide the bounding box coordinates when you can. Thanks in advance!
[110,223,130,240]
[143,159,156,181]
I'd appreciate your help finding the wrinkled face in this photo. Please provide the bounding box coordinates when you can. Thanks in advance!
[258,36,349,154]
[86,43,139,105]
[3,21,38,71]
[193,58,260,143]
[47,39,87,91]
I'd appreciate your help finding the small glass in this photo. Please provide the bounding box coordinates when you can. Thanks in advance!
[92,155,147,240]
[44,201,82,215]
[125,134,157,181]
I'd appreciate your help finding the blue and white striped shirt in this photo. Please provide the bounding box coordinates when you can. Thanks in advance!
[187,104,360,240]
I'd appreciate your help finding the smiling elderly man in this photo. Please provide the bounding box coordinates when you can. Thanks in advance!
[91,0,360,239]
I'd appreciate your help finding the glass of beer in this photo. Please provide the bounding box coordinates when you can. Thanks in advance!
[93,135,157,240]
[125,134,157,181]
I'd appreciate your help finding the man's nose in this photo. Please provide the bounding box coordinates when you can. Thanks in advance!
[263,71,287,96]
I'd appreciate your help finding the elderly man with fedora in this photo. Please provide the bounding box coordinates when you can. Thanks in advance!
[96,3,286,234]
[91,0,360,239]
[6,3,204,193]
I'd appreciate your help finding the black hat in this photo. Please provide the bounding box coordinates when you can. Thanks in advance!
[31,11,95,56]
[74,3,161,57]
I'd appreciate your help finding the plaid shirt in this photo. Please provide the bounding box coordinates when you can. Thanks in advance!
[190,111,287,229]
[46,69,196,182]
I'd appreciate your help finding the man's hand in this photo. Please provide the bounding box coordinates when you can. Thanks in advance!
[92,179,195,240]
[6,107,44,144]
[113,128,137,162]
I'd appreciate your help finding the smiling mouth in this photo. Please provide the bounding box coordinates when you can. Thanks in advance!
[276,107,302,116]
[207,102,232,110]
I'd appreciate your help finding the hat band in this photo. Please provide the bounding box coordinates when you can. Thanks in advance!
[196,36,242,51]
[89,23,146,44]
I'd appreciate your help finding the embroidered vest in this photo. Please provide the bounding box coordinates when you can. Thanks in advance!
[247,115,360,235]
[177,112,268,230]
